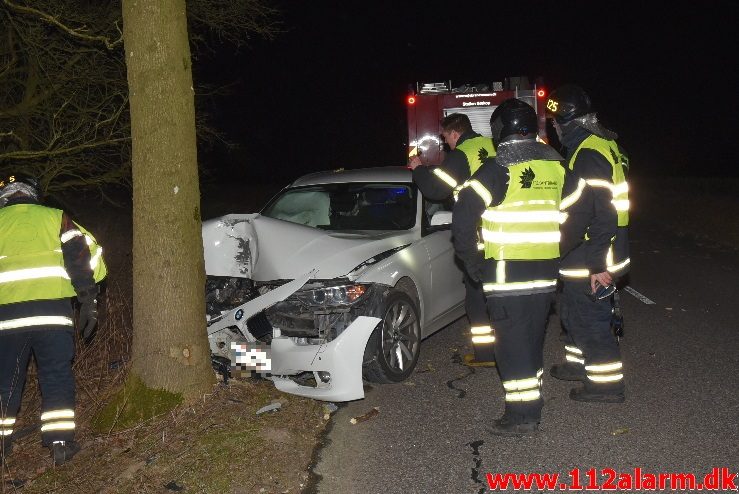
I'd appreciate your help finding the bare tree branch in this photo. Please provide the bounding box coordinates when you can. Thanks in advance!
[1,0,123,50]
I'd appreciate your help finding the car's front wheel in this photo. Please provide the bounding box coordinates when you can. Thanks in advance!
[363,291,421,383]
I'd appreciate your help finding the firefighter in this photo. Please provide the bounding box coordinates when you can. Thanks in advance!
[546,84,630,403]
[408,113,497,364]
[453,98,588,435]
[0,173,107,465]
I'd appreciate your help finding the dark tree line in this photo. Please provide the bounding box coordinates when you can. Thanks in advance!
[0,0,278,194]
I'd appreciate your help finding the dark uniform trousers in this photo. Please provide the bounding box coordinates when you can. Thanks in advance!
[464,272,489,327]
[0,327,76,445]
[487,292,554,422]
[560,279,623,393]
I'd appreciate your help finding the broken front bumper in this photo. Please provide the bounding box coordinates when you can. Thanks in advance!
[206,270,381,402]
[270,315,379,402]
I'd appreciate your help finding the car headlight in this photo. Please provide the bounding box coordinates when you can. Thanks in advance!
[293,283,368,307]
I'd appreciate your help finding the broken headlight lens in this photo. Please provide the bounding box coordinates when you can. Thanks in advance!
[293,284,368,307]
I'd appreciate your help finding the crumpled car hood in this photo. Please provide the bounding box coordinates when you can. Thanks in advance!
[202,213,415,281]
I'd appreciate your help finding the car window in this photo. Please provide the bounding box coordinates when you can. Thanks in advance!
[262,183,416,231]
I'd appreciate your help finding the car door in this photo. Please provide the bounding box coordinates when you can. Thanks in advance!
[419,197,465,324]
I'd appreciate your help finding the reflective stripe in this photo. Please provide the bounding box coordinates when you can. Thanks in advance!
[560,178,586,210]
[565,345,583,355]
[90,247,103,269]
[0,418,15,426]
[566,354,585,365]
[613,182,629,194]
[588,373,624,383]
[559,268,590,277]
[41,409,75,421]
[84,235,93,246]
[496,260,506,284]
[586,179,613,190]
[484,279,557,292]
[0,316,74,331]
[481,210,568,224]
[536,368,544,378]
[481,230,560,244]
[612,199,630,211]
[0,429,13,436]
[476,242,484,251]
[472,335,496,344]
[585,179,630,197]
[466,180,493,206]
[503,377,540,391]
[0,266,70,284]
[40,421,75,432]
[505,390,541,402]
[432,168,458,188]
[608,257,631,273]
[585,361,624,384]
[500,199,557,209]
[585,361,623,373]
[470,326,492,335]
[60,229,83,243]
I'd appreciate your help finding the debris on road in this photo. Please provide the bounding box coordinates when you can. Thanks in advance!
[322,403,338,420]
[350,407,380,424]
[256,402,282,415]
[611,427,630,436]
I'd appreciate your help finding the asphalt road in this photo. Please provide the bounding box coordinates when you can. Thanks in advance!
[312,217,739,493]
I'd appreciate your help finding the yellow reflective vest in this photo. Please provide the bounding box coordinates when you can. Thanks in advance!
[449,136,496,201]
[456,136,496,177]
[568,135,629,227]
[560,135,631,279]
[463,159,566,295]
[480,160,565,261]
[0,204,107,306]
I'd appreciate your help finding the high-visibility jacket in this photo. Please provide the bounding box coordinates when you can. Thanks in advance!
[0,204,106,307]
[461,158,566,295]
[560,134,630,279]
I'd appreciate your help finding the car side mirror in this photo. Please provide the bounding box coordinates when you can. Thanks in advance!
[430,211,452,227]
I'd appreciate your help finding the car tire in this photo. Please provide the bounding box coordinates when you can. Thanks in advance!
[362,290,421,383]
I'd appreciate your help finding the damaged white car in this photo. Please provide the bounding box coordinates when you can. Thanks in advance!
[202,166,466,401]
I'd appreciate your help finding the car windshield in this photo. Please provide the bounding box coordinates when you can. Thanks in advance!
[262,182,416,231]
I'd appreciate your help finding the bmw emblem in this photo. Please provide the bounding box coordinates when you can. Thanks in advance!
[234,309,244,321]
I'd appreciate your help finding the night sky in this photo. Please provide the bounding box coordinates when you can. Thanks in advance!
[204,0,738,183]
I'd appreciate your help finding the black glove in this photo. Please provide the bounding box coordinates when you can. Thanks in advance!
[76,286,99,341]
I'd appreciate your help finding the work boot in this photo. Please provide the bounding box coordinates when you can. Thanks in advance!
[487,414,539,437]
[50,440,80,466]
[569,387,625,403]
[550,363,586,382]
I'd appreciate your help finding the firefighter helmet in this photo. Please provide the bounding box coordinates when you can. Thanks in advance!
[0,172,41,207]
[489,98,538,148]
[546,84,591,123]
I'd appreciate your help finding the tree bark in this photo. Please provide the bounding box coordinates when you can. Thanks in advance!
[122,0,214,399]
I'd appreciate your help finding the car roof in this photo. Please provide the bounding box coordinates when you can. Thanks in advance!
[290,166,412,187]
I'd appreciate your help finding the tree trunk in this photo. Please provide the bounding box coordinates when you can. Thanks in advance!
[122,0,214,399]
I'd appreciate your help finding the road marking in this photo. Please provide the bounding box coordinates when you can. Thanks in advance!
[623,286,655,305]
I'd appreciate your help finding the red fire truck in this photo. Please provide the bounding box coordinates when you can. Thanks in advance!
[406,77,548,165]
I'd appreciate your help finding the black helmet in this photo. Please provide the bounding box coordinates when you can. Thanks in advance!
[489,98,538,148]
[546,84,591,123]
[0,172,41,206]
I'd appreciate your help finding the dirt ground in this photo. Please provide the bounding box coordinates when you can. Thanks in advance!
[1,182,326,494]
